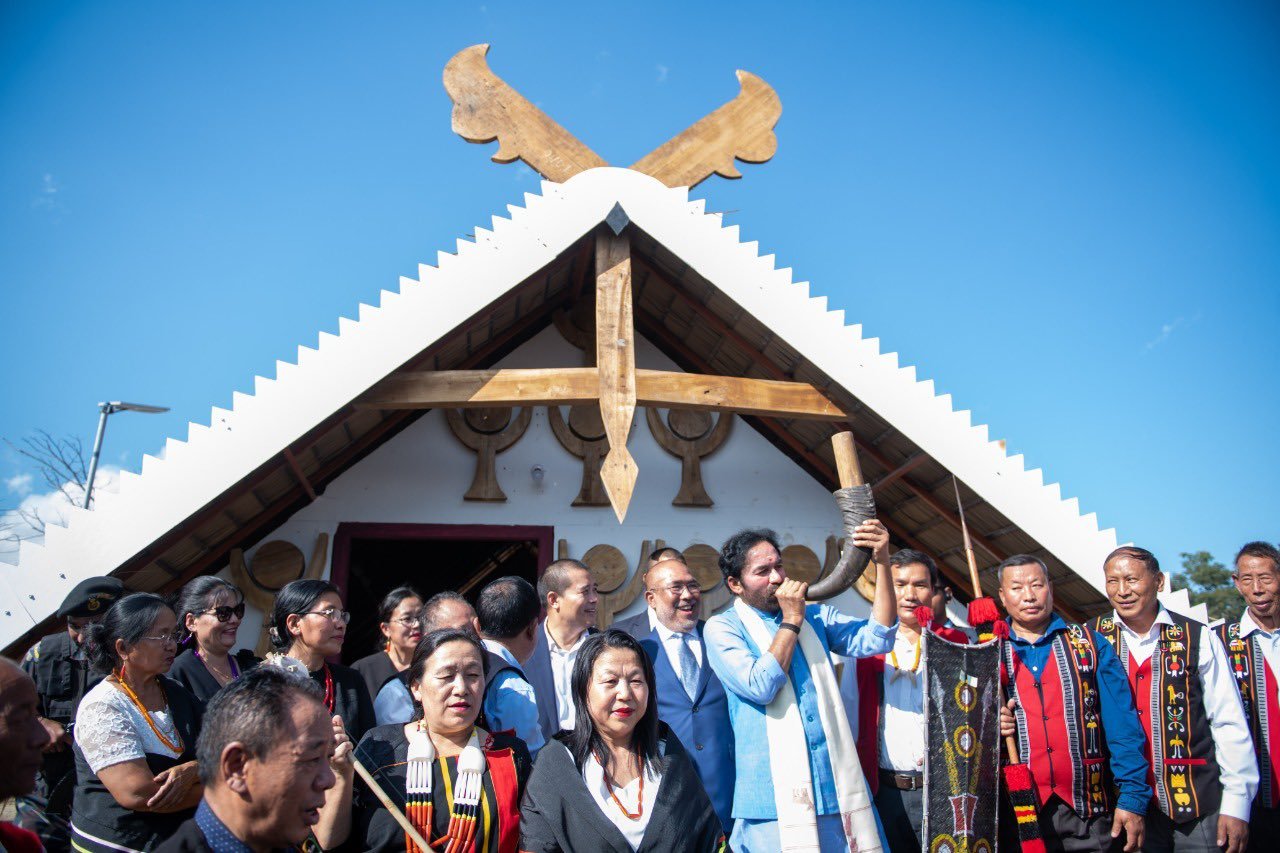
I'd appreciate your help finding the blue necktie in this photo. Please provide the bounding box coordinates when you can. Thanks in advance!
[677,632,700,700]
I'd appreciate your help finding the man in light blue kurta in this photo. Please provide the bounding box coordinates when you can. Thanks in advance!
[705,524,898,852]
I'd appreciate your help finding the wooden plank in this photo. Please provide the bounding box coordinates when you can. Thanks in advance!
[630,70,781,189]
[281,447,317,501]
[596,232,638,522]
[443,45,607,182]
[357,368,844,420]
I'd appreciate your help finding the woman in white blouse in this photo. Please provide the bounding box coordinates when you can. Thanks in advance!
[71,593,204,853]
[520,630,726,852]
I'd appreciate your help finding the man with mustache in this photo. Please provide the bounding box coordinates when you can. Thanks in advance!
[705,523,897,852]
[0,657,55,853]
[630,556,735,833]
[1218,541,1280,852]
[846,549,970,852]
[1093,546,1256,853]
[525,558,599,740]
[156,666,351,852]
[21,576,124,851]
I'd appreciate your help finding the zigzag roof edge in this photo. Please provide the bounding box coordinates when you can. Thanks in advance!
[1,167,1119,648]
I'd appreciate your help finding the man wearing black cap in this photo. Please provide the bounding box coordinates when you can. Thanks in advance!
[20,576,124,850]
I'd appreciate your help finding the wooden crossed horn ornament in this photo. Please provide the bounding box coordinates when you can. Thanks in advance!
[445,407,532,502]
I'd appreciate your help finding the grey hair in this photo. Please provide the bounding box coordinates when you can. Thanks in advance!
[195,666,323,785]
[421,591,475,634]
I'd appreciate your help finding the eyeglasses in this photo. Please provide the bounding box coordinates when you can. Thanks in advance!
[390,615,423,628]
[140,631,183,646]
[303,609,351,625]
[654,582,701,596]
[201,603,246,623]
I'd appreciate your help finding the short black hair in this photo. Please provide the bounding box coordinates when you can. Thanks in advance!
[564,630,662,777]
[85,592,171,673]
[889,549,940,589]
[537,559,591,602]
[718,528,780,583]
[996,553,1050,585]
[195,666,324,785]
[1235,541,1280,572]
[173,577,243,644]
[269,580,341,651]
[648,547,683,565]
[477,576,540,640]
[1104,546,1160,576]
[404,628,488,721]
[421,591,474,634]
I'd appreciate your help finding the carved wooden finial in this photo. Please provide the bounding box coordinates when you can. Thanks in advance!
[645,407,732,506]
[443,44,782,189]
[445,407,532,501]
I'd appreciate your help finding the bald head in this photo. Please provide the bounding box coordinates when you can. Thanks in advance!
[646,559,700,634]
[0,657,50,798]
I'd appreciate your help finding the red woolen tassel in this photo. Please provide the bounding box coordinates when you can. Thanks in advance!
[967,597,1001,627]
[1003,763,1046,853]
[913,605,935,630]
[992,619,1010,639]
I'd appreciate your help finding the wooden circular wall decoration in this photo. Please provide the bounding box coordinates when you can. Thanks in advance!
[682,544,723,591]
[582,544,629,593]
[247,540,306,592]
[781,544,822,584]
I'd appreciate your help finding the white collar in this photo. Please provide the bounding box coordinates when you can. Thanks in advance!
[1239,609,1280,639]
[482,638,524,671]
[1113,605,1174,640]
[656,621,699,643]
[544,620,589,654]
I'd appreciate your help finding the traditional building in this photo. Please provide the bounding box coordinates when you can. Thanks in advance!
[2,47,1192,659]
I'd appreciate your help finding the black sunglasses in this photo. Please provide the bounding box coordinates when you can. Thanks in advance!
[202,603,246,623]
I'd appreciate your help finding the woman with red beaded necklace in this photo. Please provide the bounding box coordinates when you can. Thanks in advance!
[267,579,376,744]
[520,630,727,852]
[70,593,204,853]
[168,576,260,702]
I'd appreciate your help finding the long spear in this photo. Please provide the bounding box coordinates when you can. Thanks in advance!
[952,477,1044,852]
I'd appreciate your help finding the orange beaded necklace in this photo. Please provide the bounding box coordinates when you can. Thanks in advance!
[604,763,644,820]
[113,665,183,753]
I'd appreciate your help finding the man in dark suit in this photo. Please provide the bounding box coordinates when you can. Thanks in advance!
[523,559,599,741]
[157,667,350,852]
[633,557,736,833]
[613,547,685,640]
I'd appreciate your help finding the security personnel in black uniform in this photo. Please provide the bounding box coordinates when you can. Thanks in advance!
[20,577,124,851]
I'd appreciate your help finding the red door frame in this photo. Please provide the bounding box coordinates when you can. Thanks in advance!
[328,522,555,599]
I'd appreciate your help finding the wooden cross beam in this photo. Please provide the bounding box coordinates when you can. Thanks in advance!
[355,231,844,521]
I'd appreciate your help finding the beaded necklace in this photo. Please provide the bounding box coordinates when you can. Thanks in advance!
[193,648,240,684]
[320,664,334,712]
[888,636,922,684]
[113,666,183,753]
[604,763,644,820]
[405,724,486,853]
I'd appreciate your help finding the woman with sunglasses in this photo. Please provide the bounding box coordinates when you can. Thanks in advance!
[351,586,424,701]
[168,577,260,702]
[71,593,203,853]
[267,579,376,743]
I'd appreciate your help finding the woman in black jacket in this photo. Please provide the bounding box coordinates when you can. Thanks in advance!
[169,576,259,702]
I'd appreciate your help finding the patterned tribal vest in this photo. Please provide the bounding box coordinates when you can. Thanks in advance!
[1093,613,1220,822]
[1216,621,1280,810]
[1001,623,1112,818]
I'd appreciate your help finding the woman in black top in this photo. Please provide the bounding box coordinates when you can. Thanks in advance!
[355,629,532,853]
[350,586,423,701]
[168,576,260,702]
[267,579,376,743]
[71,593,204,853]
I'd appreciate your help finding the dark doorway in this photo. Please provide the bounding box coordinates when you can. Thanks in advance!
[329,523,553,666]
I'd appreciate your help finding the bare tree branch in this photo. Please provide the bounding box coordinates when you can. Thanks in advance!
[2,431,90,543]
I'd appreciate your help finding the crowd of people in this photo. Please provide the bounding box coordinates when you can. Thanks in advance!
[0,524,1277,853]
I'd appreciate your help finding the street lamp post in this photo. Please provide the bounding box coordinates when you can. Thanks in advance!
[83,401,169,508]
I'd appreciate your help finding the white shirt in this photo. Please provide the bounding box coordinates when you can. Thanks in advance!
[1113,607,1260,820]
[74,681,184,773]
[655,621,704,673]
[581,747,662,851]
[647,607,659,633]
[879,632,925,773]
[1238,610,1280,685]
[546,621,590,731]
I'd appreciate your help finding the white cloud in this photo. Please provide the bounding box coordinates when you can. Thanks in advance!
[32,173,60,211]
[0,466,122,564]
[5,473,33,496]
[1144,312,1201,352]
[656,64,669,84]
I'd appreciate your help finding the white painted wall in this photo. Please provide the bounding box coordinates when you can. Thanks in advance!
[221,326,882,651]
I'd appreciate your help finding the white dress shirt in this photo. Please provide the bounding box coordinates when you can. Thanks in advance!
[647,607,659,633]
[1238,610,1280,686]
[582,749,661,851]
[1114,607,1260,820]
[879,632,925,773]
[546,621,590,731]
[656,621,704,670]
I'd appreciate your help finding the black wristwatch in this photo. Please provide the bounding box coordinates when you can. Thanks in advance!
[780,622,801,634]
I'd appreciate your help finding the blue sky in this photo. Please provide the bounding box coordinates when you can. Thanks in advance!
[2,1,1277,579]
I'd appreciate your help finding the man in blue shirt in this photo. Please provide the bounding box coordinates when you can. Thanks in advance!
[475,576,545,757]
[997,554,1148,853]
[705,522,897,852]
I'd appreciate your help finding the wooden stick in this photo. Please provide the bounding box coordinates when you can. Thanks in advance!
[831,431,864,489]
[952,477,983,598]
[351,754,432,852]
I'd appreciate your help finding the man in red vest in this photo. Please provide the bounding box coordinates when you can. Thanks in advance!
[997,554,1149,851]
[1095,546,1257,853]
[1221,541,1280,851]
[845,549,968,852]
